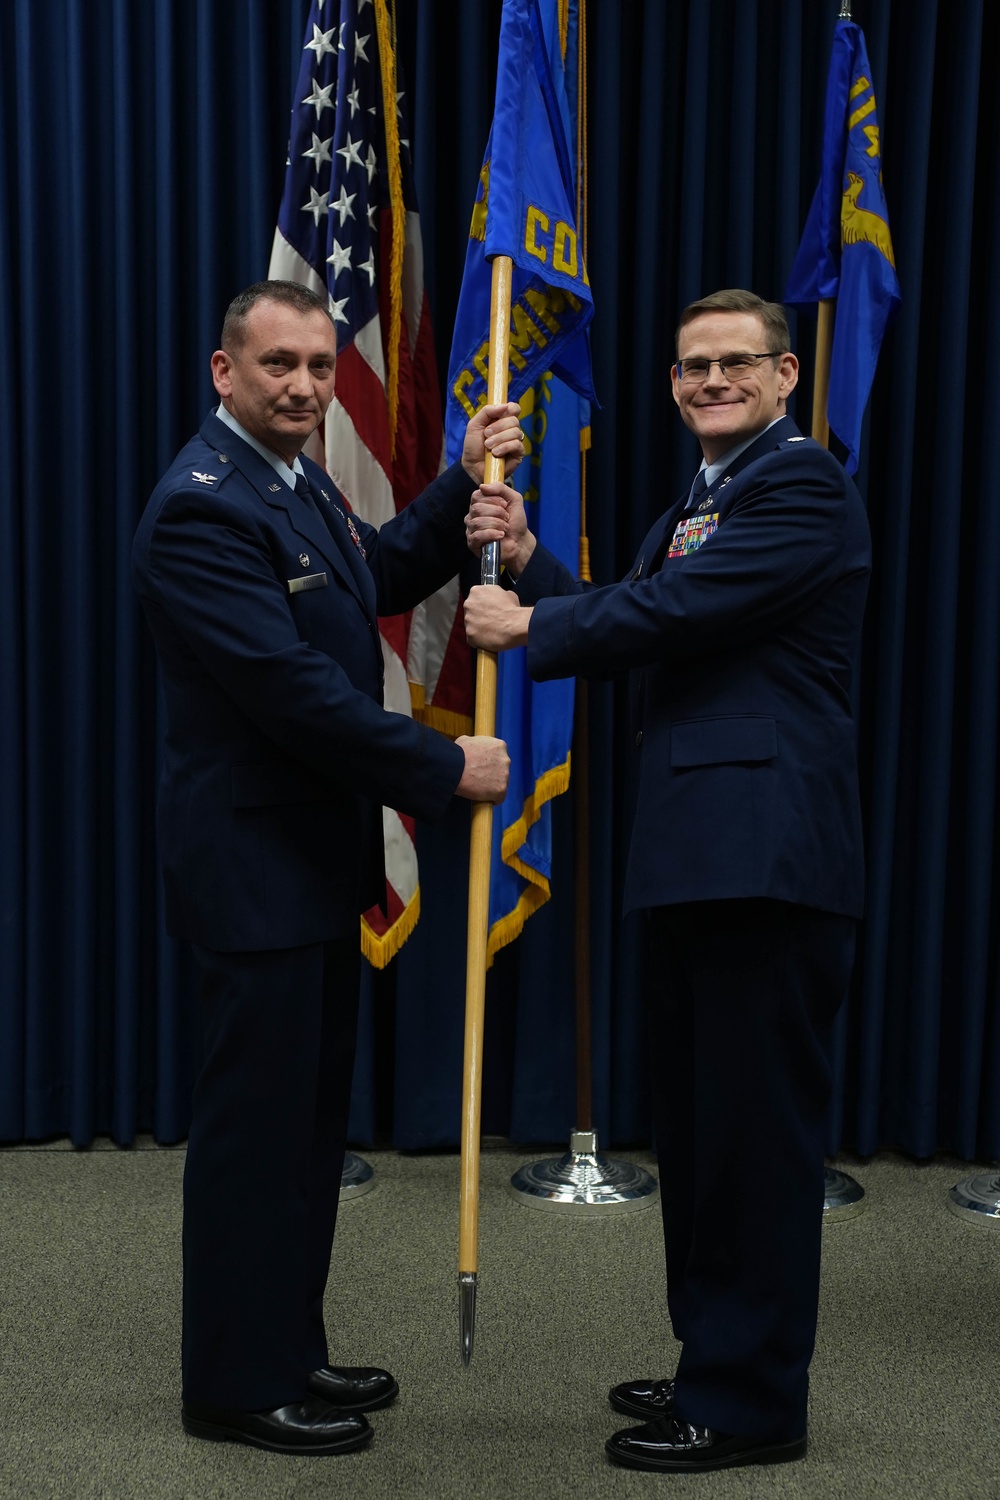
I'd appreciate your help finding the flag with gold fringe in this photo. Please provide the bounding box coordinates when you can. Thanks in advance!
[269,0,466,965]
[785,16,900,473]
[487,374,588,956]
[444,0,593,960]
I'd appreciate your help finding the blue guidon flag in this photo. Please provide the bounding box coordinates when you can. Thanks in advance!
[269,0,464,965]
[446,0,594,962]
[446,0,595,441]
[785,17,901,474]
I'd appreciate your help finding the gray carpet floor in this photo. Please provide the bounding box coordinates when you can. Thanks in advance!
[1,1142,998,1499]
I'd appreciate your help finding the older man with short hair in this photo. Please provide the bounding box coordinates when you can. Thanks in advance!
[134,279,521,1455]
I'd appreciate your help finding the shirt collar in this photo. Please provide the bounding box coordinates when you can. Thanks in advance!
[216,404,304,489]
[699,415,785,489]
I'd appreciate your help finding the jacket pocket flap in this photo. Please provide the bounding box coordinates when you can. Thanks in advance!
[232,763,336,808]
[670,716,777,768]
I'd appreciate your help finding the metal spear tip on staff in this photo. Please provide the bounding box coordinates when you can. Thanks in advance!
[458,253,513,1367]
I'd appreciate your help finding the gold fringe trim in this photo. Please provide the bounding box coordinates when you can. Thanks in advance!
[485,755,571,966]
[374,0,404,458]
[414,703,474,739]
[361,883,420,969]
[500,756,571,864]
[486,878,550,966]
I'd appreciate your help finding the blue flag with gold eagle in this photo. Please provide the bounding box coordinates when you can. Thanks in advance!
[445,0,592,959]
[785,18,900,473]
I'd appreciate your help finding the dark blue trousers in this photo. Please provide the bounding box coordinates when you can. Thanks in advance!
[182,938,361,1409]
[647,899,855,1441]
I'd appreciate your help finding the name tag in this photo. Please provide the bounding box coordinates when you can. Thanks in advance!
[287,572,328,595]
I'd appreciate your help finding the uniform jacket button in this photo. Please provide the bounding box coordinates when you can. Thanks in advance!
[635,730,643,747]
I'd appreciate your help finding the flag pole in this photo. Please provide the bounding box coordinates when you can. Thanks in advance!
[812,298,865,1220]
[505,0,657,1220]
[458,253,513,1367]
[812,0,850,449]
[811,298,835,447]
[815,0,867,1222]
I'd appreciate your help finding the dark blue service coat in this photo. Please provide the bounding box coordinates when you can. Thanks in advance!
[132,410,469,952]
[517,415,871,920]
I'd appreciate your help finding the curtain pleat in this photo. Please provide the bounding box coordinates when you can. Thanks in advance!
[0,0,997,1162]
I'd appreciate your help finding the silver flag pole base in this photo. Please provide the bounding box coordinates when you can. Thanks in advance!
[507,1129,659,1215]
[946,1172,1000,1227]
[339,1151,376,1201]
[823,1166,865,1221]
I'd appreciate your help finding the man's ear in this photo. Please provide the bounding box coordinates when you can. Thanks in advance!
[210,349,233,399]
[777,351,799,400]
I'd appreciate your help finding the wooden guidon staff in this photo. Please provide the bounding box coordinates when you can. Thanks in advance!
[459,254,513,1367]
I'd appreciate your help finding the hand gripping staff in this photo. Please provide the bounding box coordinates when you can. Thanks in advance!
[458,254,512,1367]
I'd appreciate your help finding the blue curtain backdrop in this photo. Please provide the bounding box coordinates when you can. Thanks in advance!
[1,0,997,1162]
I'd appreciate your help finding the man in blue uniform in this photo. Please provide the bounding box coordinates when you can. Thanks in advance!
[133,280,522,1455]
[464,290,871,1474]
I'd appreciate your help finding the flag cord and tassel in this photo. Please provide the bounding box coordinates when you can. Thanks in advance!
[459,255,513,1367]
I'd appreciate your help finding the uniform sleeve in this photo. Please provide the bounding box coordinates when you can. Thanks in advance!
[527,450,869,682]
[362,461,477,615]
[135,484,465,821]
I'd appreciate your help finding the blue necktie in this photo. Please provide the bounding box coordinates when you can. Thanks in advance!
[687,468,709,510]
[294,471,338,544]
[294,470,319,511]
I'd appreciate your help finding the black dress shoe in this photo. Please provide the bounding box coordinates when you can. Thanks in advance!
[182,1396,372,1454]
[609,1376,676,1419]
[306,1365,399,1412]
[606,1414,807,1472]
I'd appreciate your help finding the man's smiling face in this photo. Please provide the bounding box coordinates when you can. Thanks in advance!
[671,310,799,464]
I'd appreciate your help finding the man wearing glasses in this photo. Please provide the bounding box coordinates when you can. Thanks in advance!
[463,290,871,1474]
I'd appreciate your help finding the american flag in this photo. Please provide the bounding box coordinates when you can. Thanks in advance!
[269,0,471,965]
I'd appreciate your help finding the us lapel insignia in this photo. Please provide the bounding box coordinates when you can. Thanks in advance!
[345,514,366,559]
[330,497,367,559]
[701,475,731,511]
[268,482,281,492]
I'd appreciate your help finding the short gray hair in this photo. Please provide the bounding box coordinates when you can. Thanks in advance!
[221,280,334,354]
